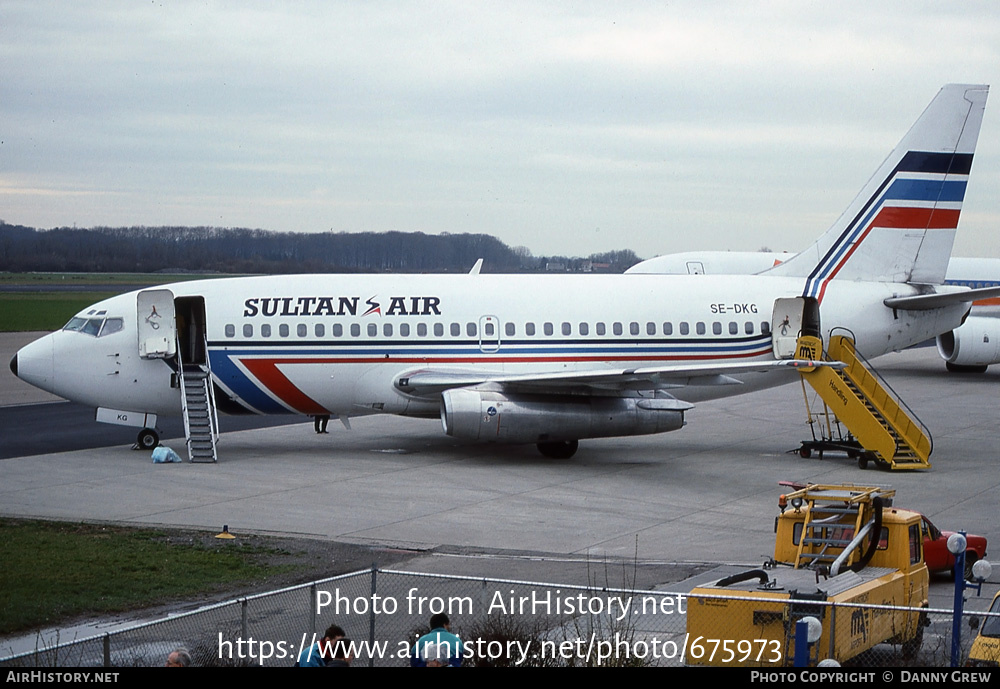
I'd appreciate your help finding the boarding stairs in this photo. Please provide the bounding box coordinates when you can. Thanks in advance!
[795,333,932,470]
[782,484,896,570]
[177,338,219,463]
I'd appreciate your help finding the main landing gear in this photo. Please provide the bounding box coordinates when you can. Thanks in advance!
[536,440,579,459]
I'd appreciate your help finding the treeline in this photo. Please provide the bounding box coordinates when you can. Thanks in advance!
[0,223,641,274]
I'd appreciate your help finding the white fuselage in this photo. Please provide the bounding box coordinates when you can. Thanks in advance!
[13,273,968,424]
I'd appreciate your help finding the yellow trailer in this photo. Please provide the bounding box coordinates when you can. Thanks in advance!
[686,484,928,666]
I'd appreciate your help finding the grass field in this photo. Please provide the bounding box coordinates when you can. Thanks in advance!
[0,519,292,635]
[0,292,118,332]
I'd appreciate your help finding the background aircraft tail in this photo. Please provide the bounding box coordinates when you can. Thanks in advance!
[765,84,988,302]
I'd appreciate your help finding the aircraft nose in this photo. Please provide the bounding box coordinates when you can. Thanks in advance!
[12,334,55,392]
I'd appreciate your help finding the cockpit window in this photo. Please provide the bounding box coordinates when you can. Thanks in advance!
[99,318,124,337]
[64,315,124,337]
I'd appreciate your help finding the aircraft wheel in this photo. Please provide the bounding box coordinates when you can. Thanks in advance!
[537,440,579,459]
[137,428,160,450]
[799,447,811,459]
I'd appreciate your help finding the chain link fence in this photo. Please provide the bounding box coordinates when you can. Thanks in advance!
[1,568,994,667]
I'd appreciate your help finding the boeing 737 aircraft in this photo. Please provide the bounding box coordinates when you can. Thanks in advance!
[628,253,1000,372]
[10,84,1000,459]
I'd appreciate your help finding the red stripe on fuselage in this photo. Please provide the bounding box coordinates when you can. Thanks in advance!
[872,207,960,229]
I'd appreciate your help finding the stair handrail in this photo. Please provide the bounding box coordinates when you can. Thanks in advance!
[827,327,933,458]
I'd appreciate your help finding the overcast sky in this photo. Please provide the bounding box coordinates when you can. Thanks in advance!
[3,1,1000,259]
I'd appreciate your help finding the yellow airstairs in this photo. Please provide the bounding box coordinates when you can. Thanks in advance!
[795,333,932,470]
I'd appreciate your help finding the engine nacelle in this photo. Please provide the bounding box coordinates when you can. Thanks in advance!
[440,388,690,444]
[936,317,1000,370]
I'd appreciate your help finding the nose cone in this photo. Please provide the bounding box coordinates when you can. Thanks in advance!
[12,334,55,393]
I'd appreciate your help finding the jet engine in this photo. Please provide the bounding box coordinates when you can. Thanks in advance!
[440,388,690,449]
[936,316,1000,372]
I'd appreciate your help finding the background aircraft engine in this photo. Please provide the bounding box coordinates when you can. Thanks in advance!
[440,388,687,444]
[936,317,1000,372]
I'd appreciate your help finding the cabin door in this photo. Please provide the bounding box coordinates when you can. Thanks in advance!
[771,297,821,359]
[136,289,176,359]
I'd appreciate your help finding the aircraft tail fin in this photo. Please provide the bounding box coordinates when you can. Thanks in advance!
[765,84,988,301]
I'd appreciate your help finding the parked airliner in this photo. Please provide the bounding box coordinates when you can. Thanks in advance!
[628,253,1000,372]
[10,85,999,458]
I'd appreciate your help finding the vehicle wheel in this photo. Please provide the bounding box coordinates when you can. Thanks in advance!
[537,440,579,459]
[858,456,869,470]
[946,362,989,374]
[799,448,811,459]
[964,553,978,582]
[137,428,159,449]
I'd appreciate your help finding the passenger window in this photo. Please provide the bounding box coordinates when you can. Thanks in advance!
[646,322,655,336]
[596,322,606,336]
[679,322,689,335]
[561,322,571,336]
[712,322,722,335]
[333,324,343,337]
[367,323,377,337]
[697,322,706,335]
[613,322,623,336]
[297,324,307,337]
[279,324,289,337]
[505,322,515,337]
[383,323,393,337]
[526,322,536,336]
[485,322,495,336]
[400,323,410,337]
[417,323,428,337]
[243,324,253,338]
[579,322,589,336]
[261,324,272,338]
[315,324,325,337]
[663,322,672,335]
[744,321,754,335]
[761,321,770,334]
[451,323,460,337]
[351,324,360,337]
[729,322,738,335]
[467,322,477,337]
[434,323,444,337]
[544,322,554,336]
[225,324,236,338]
[630,322,639,336]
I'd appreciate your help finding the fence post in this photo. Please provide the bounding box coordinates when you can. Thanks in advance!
[369,564,377,668]
[309,583,317,636]
[241,598,248,640]
[103,634,110,667]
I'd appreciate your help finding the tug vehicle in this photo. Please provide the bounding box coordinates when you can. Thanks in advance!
[686,484,928,666]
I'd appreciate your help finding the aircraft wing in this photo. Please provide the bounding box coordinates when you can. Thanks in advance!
[885,286,1000,310]
[395,359,842,396]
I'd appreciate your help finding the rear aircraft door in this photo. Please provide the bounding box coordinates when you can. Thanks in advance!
[137,289,176,359]
[771,297,820,359]
[479,315,501,353]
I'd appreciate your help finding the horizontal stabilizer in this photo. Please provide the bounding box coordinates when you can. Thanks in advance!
[884,285,1000,310]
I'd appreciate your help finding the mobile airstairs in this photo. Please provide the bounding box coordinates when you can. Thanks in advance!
[794,333,932,471]
[177,335,220,463]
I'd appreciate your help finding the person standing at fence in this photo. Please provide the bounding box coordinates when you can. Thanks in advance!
[410,613,462,667]
[298,623,345,667]
[164,647,191,667]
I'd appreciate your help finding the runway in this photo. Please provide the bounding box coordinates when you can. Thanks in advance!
[2,332,999,610]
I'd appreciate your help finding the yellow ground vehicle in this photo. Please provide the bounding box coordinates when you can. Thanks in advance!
[686,484,929,666]
[968,591,1000,666]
